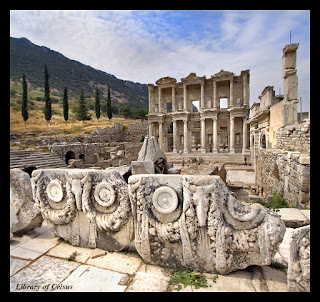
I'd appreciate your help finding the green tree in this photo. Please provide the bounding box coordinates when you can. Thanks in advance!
[106,85,112,120]
[119,105,133,119]
[21,73,28,127]
[44,65,52,126]
[63,86,69,125]
[133,107,148,120]
[76,88,91,121]
[95,88,101,122]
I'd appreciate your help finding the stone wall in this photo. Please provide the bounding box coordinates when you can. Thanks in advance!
[256,149,310,208]
[275,121,310,154]
[92,123,125,142]
[125,120,148,142]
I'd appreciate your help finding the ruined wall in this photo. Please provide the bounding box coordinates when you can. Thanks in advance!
[92,123,125,142]
[256,149,310,208]
[275,121,310,154]
[125,120,148,142]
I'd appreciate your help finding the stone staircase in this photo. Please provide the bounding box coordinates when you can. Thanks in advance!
[10,149,67,170]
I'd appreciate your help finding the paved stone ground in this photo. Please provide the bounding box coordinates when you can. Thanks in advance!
[10,221,288,292]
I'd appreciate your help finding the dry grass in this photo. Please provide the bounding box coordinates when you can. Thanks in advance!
[10,103,138,136]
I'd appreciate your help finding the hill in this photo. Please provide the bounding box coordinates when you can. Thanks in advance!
[10,37,148,109]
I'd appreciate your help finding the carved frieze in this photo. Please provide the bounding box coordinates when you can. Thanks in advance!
[128,174,286,275]
[31,168,134,251]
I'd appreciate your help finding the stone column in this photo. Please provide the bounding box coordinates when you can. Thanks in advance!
[173,120,178,153]
[159,121,163,151]
[213,81,217,108]
[230,77,234,107]
[243,73,249,106]
[183,120,189,153]
[149,122,153,137]
[158,87,162,113]
[148,85,154,113]
[242,116,248,154]
[212,117,218,153]
[230,115,235,153]
[172,86,176,112]
[200,82,205,110]
[183,84,188,111]
[200,118,206,153]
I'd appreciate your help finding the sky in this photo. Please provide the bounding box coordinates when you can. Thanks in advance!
[10,10,310,112]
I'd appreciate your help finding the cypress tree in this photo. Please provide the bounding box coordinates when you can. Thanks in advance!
[63,86,69,125]
[76,88,91,121]
[106,85,112,120]
[95,88,101,122]
[21,73,28,128]
[44,65,52,126]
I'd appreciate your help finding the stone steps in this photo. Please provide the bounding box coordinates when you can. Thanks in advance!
[10,149,67,169]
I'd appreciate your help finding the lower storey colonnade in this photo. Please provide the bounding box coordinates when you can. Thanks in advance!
[148,114,249,154]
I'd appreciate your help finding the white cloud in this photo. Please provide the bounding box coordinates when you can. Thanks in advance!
[10,10,310,111]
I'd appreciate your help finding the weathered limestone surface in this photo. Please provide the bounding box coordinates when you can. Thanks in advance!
[10,168,43,235]
[133,136,167,174]
[31,168,134,251]
[287,225,310,292]
[128,174,286,275]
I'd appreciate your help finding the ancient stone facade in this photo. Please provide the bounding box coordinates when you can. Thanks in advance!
[128,174,285,275]
[147,71,250,154]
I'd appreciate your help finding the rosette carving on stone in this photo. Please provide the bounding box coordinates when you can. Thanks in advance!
[128,174,286,275]
[31,169,134,251]
[31,170,77,226]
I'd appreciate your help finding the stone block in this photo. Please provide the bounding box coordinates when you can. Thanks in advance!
[277,208,309,228]
[31,169,134,252]
[10,168,43,235]
[299,157,310,165]
[128,174,286,275]
[131,160,155,174]
[287,225,310,292]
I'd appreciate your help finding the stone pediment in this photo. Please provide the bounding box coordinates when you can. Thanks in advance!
[181,72,206,82]
[155,76,177,86]
[212,69,234,79]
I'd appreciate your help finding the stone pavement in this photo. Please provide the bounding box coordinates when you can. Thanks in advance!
[10,221,288,292]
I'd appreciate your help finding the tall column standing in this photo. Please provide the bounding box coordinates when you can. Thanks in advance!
[212,117,218,153]
[200,82,205,110]
[158,87,162,113]
[230,115,235,153]
[173,120,178,153]
[200,118,206,153]
[183,120,189,153]
[213,81,217,108]
[243,73,248,106]
[242,116,248,154]
[230,78,234,107]
[172,86,176,112]
[159,121,163,151]
[183,84,188,111]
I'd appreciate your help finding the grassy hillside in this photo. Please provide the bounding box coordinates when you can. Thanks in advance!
[10,79,139,137]
[10,37,148,109]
